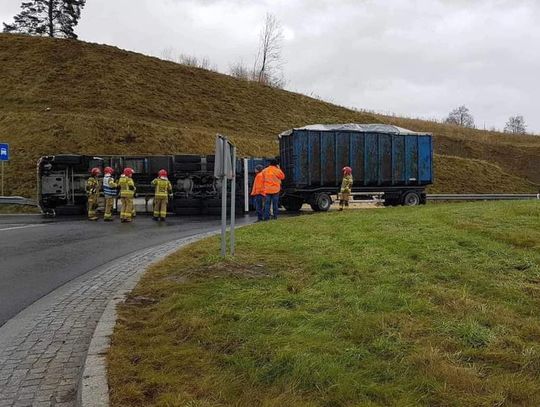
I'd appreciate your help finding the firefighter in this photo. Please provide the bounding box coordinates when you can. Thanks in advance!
[339,166,353,211]
[250,164,265,221]
[118,167,136,223]
[102,167,117,222]
[85,167,101,221]
[151,169,173,221]
[262,159,285,220]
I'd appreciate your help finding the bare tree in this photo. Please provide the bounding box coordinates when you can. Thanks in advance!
[254,13,284,86]
[445,105,475,128]
[229,60,253,81]
[160,47,174,61]
[160,48,215,70]
[504,115,527,134]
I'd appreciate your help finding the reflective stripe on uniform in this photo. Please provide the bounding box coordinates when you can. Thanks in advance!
[151,177,172,199]
[103,175,117,197]
[118,175,135,198]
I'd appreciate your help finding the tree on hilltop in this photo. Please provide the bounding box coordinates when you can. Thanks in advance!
[504,115,527,134]
[3,0,86,39]
[445,105,475,128]
[254,13,285,88]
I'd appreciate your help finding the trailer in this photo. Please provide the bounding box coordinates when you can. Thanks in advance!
[279,124,433,211]
[37,154,266,217]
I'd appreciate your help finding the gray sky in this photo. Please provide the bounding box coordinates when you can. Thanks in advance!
[2,0,539,133]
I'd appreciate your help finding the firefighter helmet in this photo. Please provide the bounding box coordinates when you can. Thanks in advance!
[158,169,168,178]
[104,166,114,175]
[342,166,352,175]
[123,167,134,177]
[90,167,101,176]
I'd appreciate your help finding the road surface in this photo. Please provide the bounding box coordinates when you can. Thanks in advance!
[0,214,254,327]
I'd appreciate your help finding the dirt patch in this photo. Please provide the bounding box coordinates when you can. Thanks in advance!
[193,261,273,280]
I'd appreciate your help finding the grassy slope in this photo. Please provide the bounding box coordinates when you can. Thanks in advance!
[109,201,540,407]
[0,34,538,196]
[430,154,537,193]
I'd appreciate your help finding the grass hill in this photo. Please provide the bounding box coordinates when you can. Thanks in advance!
[0,34,538,197]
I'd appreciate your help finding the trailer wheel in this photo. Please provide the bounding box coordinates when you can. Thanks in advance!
[282,197,303,212]
[310,193,332,212]
[402,191,420,206]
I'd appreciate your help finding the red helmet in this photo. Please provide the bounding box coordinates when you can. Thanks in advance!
[158,169,168,178]
[90,167,101,176]
[104,166,114,175]
[123,167,134,177]
[342,166,352,175]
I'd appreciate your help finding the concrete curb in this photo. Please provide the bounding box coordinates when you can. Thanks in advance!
[78,231,219,407]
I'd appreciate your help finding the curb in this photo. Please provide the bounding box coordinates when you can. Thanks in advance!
[78,231,219,407]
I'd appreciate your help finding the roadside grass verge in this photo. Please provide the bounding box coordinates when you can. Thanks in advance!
[108,201,540,406]
[0,204,40,214]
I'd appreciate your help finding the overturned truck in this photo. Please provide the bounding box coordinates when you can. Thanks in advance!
[37,154,267,217]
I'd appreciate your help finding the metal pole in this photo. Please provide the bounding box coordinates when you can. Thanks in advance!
[243,158,249,212]
[230,146,237,256]
[1,161,4,196]
[220,138,227,257]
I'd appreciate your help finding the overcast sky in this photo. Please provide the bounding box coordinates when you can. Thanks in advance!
[2,0,539,133]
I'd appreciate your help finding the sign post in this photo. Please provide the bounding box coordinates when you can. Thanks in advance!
[214,135,235,257]
[230,145,237,256]
[0,143,9,196]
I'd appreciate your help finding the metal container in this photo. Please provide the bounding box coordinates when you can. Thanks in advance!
[280,124,433,188]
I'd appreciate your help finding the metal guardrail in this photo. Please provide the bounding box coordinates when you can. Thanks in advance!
[0,196,38,206]
[427,194,540,201]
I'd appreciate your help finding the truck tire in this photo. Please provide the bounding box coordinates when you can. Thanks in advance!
[282,197,303,212]
[310,193,332,212]
[402,191,420,206]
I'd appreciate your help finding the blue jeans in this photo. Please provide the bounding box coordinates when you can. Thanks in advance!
[264,193,280,220]
[253,195,264,220]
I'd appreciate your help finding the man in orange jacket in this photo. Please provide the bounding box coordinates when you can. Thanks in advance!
[262,159,285,220]
[251,165,265,221]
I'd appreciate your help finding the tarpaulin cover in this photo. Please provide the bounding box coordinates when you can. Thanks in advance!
[279,123,429,137]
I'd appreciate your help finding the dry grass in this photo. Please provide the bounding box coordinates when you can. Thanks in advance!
[0,34,538,197]
[430,154,537,193]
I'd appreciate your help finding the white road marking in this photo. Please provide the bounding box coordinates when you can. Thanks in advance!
[0,224,46,232]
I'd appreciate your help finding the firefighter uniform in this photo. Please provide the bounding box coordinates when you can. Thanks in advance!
[102,174,117,221]
[151,177,172,220]
[339,174,353,210]
[85,176,100,221]
[118,175,136,222]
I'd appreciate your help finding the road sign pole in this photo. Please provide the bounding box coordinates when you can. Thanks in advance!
[1,161,4,196]
[220,138,228,257]
[230,146,237,256]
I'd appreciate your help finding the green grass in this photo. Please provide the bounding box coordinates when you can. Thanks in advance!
[0,34,539,197]
[108,201,540,406]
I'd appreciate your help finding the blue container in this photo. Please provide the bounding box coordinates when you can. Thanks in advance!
[279,124,433,189]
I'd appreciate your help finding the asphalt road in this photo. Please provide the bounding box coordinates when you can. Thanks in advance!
[0,214,254,327]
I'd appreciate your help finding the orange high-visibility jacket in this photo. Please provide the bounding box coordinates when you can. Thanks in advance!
[262,165,285,195]
[251,172,265,196]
